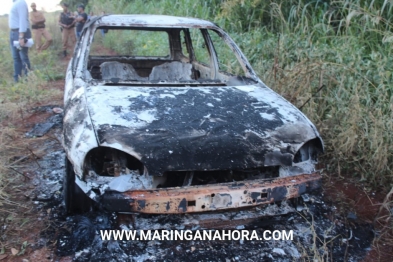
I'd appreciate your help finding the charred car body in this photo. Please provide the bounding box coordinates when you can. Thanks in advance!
[63,15,323,214]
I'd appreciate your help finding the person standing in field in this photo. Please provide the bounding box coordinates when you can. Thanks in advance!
[100,11,107,38]
[58,3,76,57]
[29,2,52,52]
[74,4,88,39]
[88,11,94,20]
[9,0,31,82]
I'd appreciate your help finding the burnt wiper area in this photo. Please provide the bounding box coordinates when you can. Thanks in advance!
[91,79,228,87]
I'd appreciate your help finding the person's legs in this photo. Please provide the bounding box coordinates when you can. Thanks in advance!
[63,28,76,56]
[20,29,32,77]
[10,30,22,82]
[10,31,26,82]
[41,29,53,50]
[62,28,67,51]
[69,29,77,51]
[62,28,68,56]
[19,46,31,77]
[33,29,42,51]
[10,32,30,82]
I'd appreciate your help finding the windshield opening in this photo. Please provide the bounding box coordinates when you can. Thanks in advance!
[85,26,256,86]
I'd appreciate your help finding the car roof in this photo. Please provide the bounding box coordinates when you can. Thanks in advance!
[96,14,218,28]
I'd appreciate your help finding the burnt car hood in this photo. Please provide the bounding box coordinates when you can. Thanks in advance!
[85,84,321,175]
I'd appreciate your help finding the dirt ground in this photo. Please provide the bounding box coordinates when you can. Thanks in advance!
[1,57,392,261]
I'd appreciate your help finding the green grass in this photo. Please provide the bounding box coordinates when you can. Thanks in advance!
[0,14,63,122]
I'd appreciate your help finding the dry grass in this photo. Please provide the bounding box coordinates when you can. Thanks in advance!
[297,215,332,262]
[234,1,393,187]
[373,187,393,253]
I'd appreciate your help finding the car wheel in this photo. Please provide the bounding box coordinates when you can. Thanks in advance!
[64,157,92,214]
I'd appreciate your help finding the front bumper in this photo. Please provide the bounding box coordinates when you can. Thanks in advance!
[99,172,321,214]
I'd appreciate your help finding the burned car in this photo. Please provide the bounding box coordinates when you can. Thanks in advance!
[63,15,323,214]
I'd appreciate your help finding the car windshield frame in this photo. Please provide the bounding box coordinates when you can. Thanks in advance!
[75,20,259,85]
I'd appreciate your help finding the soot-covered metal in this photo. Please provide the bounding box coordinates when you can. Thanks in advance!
[62,14,324,214]
[95,87,286,176]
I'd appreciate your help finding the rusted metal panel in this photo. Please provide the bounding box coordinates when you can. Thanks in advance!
[102,173,320,214]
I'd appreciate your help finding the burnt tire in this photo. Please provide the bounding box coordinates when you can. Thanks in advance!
[64,158,92,214]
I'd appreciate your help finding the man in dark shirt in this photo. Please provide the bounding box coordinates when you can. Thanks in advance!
[58,3,76,57]
[75,4,87,39]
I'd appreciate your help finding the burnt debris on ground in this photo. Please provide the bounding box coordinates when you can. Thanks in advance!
[25,105,63,138]
[27,145,374,261]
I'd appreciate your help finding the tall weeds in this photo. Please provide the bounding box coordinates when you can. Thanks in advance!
[250,0,393,185]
